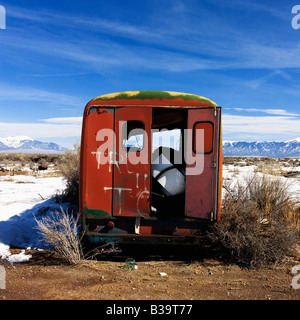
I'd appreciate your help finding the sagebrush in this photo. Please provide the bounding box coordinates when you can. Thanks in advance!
[57,143,80,204]
[35,208,84,264]
[35,208,121,264]
[210,173,300,267]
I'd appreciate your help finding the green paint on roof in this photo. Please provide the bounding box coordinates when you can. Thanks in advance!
[93,90,217,107]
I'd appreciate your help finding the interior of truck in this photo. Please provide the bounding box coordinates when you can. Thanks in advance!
[150,108,187,217]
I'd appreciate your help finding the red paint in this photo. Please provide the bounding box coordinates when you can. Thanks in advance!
[185,108,221,220]
[113,107,152,217]
[80,107,115,218]
[79,92,222,244]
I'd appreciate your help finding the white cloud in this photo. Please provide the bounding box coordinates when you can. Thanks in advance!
[41,117,83,124]
[233,108,300,117]
[0,122,82,139]
[0,82,83,107]
[222,114,300,140]
[6,4,300,73]
[1,113,299,146]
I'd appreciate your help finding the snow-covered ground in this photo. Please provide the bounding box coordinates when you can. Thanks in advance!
[0,174,68,263]
[0,161,299,263]
[223,163,300,198]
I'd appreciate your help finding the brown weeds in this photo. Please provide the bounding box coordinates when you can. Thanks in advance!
[57,144,80,204]
[211,173,300,267]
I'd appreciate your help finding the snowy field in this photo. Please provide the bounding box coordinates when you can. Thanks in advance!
[0,174,68,263]
[223,160,300,199]
[0,159,299,263]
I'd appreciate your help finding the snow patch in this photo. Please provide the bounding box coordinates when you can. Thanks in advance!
[285,137,300,143]
[0,175,70,263]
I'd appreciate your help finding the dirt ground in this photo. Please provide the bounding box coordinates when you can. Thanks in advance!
[1,246,300,301]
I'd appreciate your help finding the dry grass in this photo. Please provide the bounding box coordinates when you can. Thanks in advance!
[34,208,121,264]
[0,153,63,178]
[224,157,300,178]
[254,161,283,176]
[34,208,84,264]
[57,144,80,204]
[210,173,300,267]
[0,153,62,165]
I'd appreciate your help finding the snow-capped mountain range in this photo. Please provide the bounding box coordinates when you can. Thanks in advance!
[0,135,299,157]
[223,137,300,157]
[0,136,67,153]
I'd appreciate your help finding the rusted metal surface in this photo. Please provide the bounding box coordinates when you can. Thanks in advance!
[79,91,223,244]
[113,107,152,217]
[80,107,114,220]
[185,107,222,220]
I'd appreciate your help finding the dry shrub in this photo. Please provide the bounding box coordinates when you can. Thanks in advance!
[0,153,61,165]
[35,208,120,264]
[35,208,84,264]
[211,173,300,268]
[254,160,283,176]
[57,143,80,204]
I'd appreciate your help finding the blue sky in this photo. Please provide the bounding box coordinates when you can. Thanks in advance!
[0,0,300,147]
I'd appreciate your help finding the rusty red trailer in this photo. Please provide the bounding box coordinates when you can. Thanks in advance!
[79,91,222,245]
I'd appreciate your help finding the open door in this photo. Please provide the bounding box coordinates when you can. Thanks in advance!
[185,107,221,220]
[82,107,115,219]
[113,107,152,217]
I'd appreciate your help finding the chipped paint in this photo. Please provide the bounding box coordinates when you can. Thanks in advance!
[94,91,140,100]
[84,205,112,219]
[104,187,132,215]
[80,91,223,245]
[92,90,218,107]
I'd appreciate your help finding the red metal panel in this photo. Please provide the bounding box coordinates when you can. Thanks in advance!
[185,108,220,220]
[82,107,115,217]
[113,107,152,217]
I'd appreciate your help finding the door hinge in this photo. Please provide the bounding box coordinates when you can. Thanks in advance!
[212,161,217,168]
[214,106,217,117]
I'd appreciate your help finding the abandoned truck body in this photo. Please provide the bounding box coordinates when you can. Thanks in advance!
[79,91,222,245]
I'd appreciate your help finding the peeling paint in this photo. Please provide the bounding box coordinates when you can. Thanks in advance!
[85,205,112,219]
[93,90,218,107]
[80,91,223,244]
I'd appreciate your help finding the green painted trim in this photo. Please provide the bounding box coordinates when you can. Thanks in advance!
[93,90,218,107]
[84,204,112,219]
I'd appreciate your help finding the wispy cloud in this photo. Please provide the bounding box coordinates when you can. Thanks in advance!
[0,82,83,107]
[5,3,300,73]
[0,31,222,72]
[202,0,288,21]
[223,114,300,141]
[0,122,81,139]
[232,108,300,117]
[7,5,160,42]
[246,70,293,89]
[41,117,83,124]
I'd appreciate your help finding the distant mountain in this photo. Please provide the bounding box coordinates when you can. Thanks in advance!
[223,137,300,157]
[0,136,67,153]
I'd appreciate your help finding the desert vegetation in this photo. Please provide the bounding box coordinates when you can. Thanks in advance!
[34,208,120,264]
[41,152,300,267]
[224,156,300,178]
[211,173,300,267]
[1,151,300,267]
[34,208,84,264]
[56,144,80,204]
[0,153,63,177]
